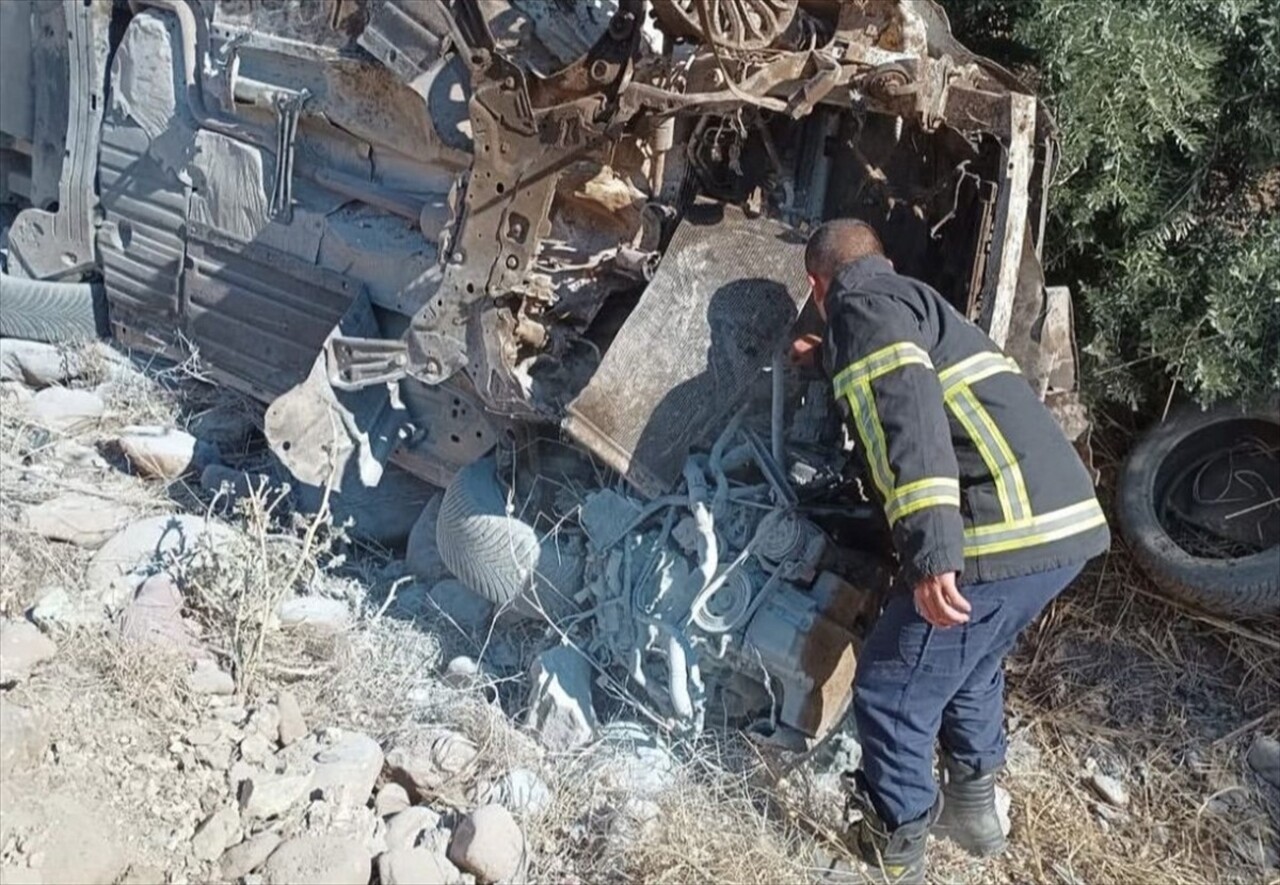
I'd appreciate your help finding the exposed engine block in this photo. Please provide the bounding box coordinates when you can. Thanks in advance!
[579,437,880,741]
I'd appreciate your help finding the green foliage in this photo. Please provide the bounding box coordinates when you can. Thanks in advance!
[945,0,1280,408]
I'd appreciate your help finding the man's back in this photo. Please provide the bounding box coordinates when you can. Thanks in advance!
[821,254,1109,585]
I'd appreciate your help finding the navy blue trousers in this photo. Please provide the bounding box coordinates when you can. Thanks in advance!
[853,563,1083,828]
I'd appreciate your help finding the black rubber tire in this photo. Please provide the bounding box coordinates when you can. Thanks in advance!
[436,456,583,620]
[0,272,107,343]
[1117,400,1280,617]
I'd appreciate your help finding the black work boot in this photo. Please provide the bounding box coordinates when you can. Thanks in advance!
[934,753,1008,857]
[842,773,940,885]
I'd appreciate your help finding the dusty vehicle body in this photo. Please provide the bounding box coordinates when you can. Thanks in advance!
[0,0,1079,742]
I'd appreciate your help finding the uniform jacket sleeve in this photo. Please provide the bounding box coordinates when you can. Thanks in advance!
[824,289,965,585]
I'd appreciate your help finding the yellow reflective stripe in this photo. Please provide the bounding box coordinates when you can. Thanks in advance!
[885,477,960,524]
[964,498,1106,556]
[938,351,1020,396]
[893,494,962,523]
[842,381,894,500]
[832,342,933,393]
[974,389,1032,519]
[946,388,1027,522]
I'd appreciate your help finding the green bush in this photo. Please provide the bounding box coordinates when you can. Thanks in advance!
[945,0,1280,408]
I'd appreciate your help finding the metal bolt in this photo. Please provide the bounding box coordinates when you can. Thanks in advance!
[505,255,519,269]
[424,357,442,376]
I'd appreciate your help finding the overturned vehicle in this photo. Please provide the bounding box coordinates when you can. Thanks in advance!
[0,0,1082,744]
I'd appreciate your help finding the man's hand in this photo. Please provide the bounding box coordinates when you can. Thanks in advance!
[913,572,971,627]
[789,333,823,368]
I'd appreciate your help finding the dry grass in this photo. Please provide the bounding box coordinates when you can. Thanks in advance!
[987,545,1280,885]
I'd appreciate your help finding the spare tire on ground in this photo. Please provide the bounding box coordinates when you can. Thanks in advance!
[436,456,584,621]
[0,271,107,342]
[1117,400,1279,617]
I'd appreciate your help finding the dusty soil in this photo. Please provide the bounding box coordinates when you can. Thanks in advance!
[0,340,1277,885]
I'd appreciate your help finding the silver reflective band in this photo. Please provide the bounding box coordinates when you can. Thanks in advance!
[963,499,1106,556]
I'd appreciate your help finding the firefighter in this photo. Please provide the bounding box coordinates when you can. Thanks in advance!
[798,219,1110,883]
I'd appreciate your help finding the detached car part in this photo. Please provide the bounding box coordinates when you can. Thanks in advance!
[0,0,1088,740]
[1118,401,1280,616]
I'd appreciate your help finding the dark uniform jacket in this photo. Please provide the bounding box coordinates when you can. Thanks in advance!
[822,255,1110,585]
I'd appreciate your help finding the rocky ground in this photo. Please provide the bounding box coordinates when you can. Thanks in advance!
[0,337,1277,885]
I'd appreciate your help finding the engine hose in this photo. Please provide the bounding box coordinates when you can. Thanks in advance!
[679,459,719,617]
[771,350,786,467]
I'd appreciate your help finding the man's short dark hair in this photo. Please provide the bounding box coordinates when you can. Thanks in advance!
[805,219,885,281]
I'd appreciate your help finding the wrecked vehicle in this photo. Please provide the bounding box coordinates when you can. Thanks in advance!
[0,0,1081,743]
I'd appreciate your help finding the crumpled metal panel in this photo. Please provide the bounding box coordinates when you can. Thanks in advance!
[564,204,809,497]
[184,223,356,400]
[264,289,409,491]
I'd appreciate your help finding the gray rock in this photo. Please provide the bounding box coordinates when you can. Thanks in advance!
[592,721,675,798]
[406,495,449,585]
[220,830,283,881]
[0,340,82,388]
[24,387,104,433]
[996,785,1012,837]
[526,646,597,753]
[447,804,524,884]
[117,425,215,480]
[1005,728,1042,777]
[86,514,237,611]
[119,864,167,885]
[0,380,34,406]
[0,793,127,885]
[0,865,42,884]
[375,783,412,818]
[189,403,256,445]
[185,723,225,746]
[0,618,57,684]
[443,656,493,692]
[1247,734,1280,790]
[239,731,274,766]
[242,770,313,820]
[28,586,102,632]
[1086,771,1129,808]
[276,596,351,633]
[426,580,493,633]
[0,698,45,779]
[379,847,461,885]
[118,573,204,658]
[247,704,281,742]
[385,730,479,803]
[192,806,241,861]
[188,659,236,696]
[262,835,371,885]
[22,493,135,548]
[385,806,443,852]
[277,690,307,747]
[310,729,384,808]
[490,769,552,816]
[44,438,109,471]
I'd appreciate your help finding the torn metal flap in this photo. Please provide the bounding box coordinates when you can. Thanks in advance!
[564,204,809,497]
[264,291,411,491]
